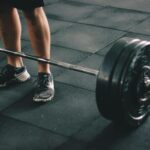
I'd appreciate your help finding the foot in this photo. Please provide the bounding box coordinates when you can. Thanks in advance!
[33,72,55,102]
[0,64,31,87]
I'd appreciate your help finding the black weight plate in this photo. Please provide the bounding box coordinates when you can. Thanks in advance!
[96,37,138,120]
[109,39,141,121]
[121,40,150,127]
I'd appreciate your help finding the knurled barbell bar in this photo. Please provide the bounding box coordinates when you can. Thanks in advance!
[0,37,150,127]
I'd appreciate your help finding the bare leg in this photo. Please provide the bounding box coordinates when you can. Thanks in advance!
[0,6,23,67]
[23,7,50,73]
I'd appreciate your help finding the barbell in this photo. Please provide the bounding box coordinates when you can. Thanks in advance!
[0,37,150,127]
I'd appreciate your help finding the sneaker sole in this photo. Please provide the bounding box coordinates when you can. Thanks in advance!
[0,77,31,88]
[33,90,55,102]
[0,68,31,87]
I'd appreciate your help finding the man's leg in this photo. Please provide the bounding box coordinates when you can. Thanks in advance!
[23,7,50,73]
[23,7,54,102]
[0,5,30,87]
[0,6,23,67]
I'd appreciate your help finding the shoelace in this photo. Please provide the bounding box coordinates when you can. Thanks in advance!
[37,75,52,89]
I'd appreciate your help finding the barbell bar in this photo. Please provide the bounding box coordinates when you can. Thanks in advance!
[0,47,99,76]
[0,37,150,127]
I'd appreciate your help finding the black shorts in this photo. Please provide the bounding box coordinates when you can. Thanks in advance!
[0,0,44,10]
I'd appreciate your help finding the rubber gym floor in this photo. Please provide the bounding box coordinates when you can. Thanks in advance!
[0,0,150,150]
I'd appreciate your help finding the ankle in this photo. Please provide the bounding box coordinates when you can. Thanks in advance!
[38,63,50,74]
[38,72,52,77]
[7,57,24,68]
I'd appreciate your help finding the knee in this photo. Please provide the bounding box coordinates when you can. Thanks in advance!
[23,7,43,22]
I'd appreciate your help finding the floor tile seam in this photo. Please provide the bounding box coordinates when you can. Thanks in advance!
[61,0,150,14]
[21,29,150,52]
[51,44,95,55]
[46,15,97,34]
[44,3,104,23]
[53,74,97,92]
[77,7,106,22]
[95,43,113,57]
[54,139,87,150]
[48,0,150,15]
[21,38,94,55]
[0,113,71,139]
[58,18,150,37]
[30,68,68,79]
[106,5,150,15]
[10,34,150,68]
[50,44,99,67]
[0,79,95,115]
[59,0,101,7]
[51,24,75,35]
[20,41,96,78]
[44,10,150,34]
[54,80,96,92]
[44,49,102,92]
[95,34,128,56]
[50,44,92,56]
[20,36,132,60]
[96,30,150,53]
[31,67,96,88]
[21,17,128,37]
[59,0,106,8]
[20,41,103,69]
[21,17,149,38]
[0,79,37,112]
[51,31,126,54]
[73,21,142,34]
[44,0,61,6]
[140,15,150,22]
[124,15,150,32]
[44,0,104,9]
[1,113,97,146]
[125,31,150,37]
[70,116,101,139]
[44,17,129,33]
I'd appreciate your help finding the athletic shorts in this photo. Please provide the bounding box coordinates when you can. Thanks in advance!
[0,0,44,10]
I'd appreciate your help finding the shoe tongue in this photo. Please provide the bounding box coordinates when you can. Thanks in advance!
[15,66,25,74]
[38,73,53,82]
[38,73,50,77]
